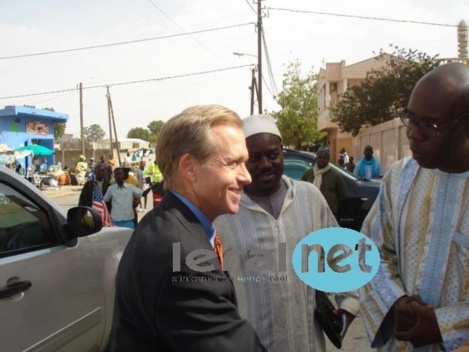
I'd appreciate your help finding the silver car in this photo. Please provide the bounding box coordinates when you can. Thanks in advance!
[0,166,132,351]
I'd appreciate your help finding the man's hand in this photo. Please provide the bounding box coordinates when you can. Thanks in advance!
[332,308,355,341]
[393,296,418,333]
[393,295,442,348]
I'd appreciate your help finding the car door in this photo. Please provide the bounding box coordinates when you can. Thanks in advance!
[0,181,106,351]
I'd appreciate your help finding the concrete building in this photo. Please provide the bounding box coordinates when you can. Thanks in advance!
[317,55,390,162]
[0,105,68,169]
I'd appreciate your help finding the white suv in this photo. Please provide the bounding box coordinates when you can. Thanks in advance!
[0,166,132,351]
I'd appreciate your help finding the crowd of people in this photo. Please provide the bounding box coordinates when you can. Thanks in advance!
[78,153,162,229]
[76,62,469,351]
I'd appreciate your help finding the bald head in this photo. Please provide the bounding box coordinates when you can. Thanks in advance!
[406,62,469,173]
[411,63,469,113]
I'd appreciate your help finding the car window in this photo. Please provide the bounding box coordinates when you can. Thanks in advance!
[283,159,311,180]
[283,150,360,182]
[0,183,56,257]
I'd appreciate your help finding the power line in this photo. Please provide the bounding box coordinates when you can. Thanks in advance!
[147,0,231,64]
[261,28,279,97]
[0,22,253,61]
[0,64,254,100]
[244,0,257,15]
[268,7,458,28]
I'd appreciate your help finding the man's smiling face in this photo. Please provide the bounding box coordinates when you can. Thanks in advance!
[243,133,284,197]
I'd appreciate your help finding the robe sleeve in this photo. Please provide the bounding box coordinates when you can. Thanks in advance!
[359,171,407,348]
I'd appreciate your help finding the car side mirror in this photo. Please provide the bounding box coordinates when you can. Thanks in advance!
[66,206,103,238]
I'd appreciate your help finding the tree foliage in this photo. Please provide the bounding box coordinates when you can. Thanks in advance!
[147,120,165,142]
[127,127,150,141]
[84,124,105,143]
[54,123,66,139]
[271,61,324,149]
[330,45,441,136]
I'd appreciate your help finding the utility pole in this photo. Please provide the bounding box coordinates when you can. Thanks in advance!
[79,82,85,155]
[257,0,263,114]
[107,87,121,166]
[250,67,259,115]
[106,86,114,158]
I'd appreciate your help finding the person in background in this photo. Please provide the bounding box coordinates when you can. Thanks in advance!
[143,157,163,183]
[136,160,146,212]
[142,176,151,210]
[108,105,265,351]
[338,147,348,167]
[99,155,113,183]
[78,163,112,227]
[108,154,117,175]
[123,152,132,167]
[15,163,23,176]
[89,157,96,173]
[359,62,469,351]
[103,167,151,229]
[26,165,33,183]
[123,167,140,226]
[214,114,359,352]
[75,155,88,185]
[353,145,383,179]
[301,147,347,218]
[344,156,355,173]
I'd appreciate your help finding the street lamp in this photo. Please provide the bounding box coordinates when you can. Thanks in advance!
[233,52,262,114]
[233,52,257,58]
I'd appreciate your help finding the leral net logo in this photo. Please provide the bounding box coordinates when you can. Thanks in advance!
[292,227,379,293]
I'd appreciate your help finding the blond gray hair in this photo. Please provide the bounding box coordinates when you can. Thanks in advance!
[157,105,243,189]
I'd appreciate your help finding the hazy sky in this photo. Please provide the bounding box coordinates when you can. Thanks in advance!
[0,0,466,138]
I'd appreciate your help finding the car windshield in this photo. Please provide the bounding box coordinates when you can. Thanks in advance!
[283,150,359,182]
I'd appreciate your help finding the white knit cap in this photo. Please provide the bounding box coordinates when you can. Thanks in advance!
[242,114,282,141]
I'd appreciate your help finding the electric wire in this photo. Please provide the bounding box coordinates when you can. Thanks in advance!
[147,0,231,64]
[267,7,457,27]
[261,28,279,97]
[0,22,253,61]
[0,64,254,100]
[244,0,257,15]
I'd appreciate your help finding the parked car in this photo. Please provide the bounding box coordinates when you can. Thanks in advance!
[0,166,132,351]
[282,149,380,231]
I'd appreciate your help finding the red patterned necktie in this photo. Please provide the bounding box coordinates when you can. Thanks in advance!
[213,233,224,270]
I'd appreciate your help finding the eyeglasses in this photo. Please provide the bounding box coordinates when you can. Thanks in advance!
[399,108,469,137]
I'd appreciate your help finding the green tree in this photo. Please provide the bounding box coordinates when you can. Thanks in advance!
[147,120,165,143]
[84,124,105,143]
[127,127,150,141]
[331,45,441,136]
[54,123,66,139]
[271,61,324,149]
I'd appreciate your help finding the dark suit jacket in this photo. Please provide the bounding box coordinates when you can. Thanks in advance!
[109,191,266,352]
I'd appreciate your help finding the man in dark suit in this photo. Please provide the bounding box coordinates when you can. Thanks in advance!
[109,105,266,351]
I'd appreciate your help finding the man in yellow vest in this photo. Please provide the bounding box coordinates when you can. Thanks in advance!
[143,159,162,183]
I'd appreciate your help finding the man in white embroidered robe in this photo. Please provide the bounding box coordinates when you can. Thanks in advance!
[359,62,469,351]
[215,115,360,352]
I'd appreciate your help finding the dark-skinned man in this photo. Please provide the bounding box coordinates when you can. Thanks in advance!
[103,167,151,228]
[214,114,359,352]
[301,147,347,218]
[359,62,469,351]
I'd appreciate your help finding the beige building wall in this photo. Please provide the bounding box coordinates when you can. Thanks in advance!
[317,55,391,163]
[354,118,411,172]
